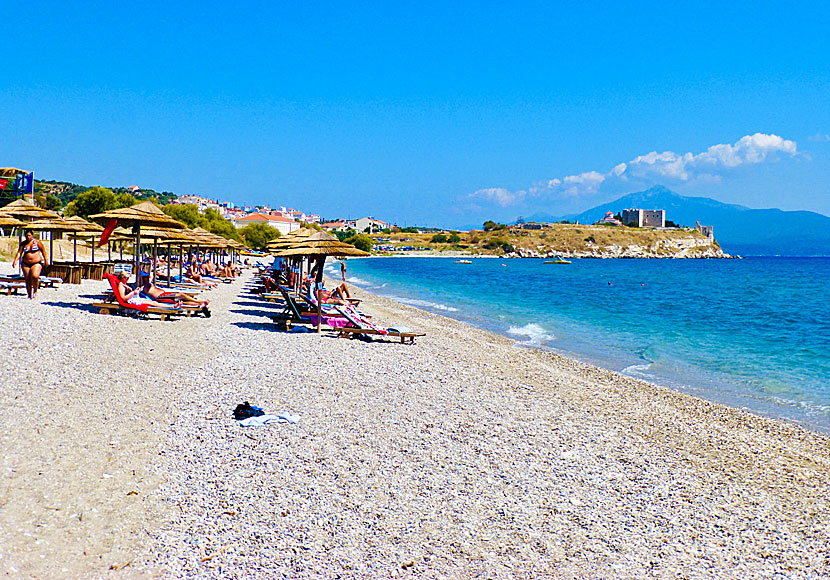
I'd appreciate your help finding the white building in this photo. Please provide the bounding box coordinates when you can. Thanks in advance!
[233,213,300,235]
[355,217,388,233]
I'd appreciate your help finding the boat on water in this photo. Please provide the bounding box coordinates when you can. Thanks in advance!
[455,259,472,264]
[544,257,571,264]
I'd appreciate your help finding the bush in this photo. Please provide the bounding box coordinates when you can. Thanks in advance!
[334,229,356,242]
[431,233,448,243]
[448,233,461,243]
[345,233,373,253]
[483,220,506,231]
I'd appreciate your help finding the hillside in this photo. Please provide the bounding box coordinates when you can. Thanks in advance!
[548,186,830,256]
[372,224,727,259]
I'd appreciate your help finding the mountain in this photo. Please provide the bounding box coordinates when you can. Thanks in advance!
[526,186,830,256]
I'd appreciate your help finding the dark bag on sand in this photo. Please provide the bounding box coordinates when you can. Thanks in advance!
[234,401,264,421]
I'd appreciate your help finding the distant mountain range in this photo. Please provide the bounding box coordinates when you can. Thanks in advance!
[524,186,830,256]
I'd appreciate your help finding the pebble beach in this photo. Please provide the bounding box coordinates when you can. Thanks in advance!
[1,264,829,579]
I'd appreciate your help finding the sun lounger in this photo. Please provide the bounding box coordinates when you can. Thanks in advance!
[269,286,347,330]
[0,274,62,288]
[92,273,186,321]
[334,305,425,344]
[0,282,26,295]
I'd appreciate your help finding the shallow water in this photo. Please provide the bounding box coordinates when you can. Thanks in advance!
[334,257,830,433]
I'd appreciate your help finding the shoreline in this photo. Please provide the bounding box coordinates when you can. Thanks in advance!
[1,264,829,577]
[342,256,830,435]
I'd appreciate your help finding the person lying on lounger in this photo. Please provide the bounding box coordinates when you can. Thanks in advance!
[304,278,355,305]
[139,277,211,309]
[115,271,181,308]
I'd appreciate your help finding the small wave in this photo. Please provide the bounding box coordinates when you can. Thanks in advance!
[622,363,654,377]
[346,275,373,286]
[507,323,555,345]
[387,295,459,312]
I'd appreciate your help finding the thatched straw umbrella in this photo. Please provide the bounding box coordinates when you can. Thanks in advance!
[0,199,60,221]
[89,201,186,285]
[271,232,370,332]
[57,216,105,263]
[0,214,26,235]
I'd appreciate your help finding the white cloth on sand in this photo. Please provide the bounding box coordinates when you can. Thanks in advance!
[238,412,301,427]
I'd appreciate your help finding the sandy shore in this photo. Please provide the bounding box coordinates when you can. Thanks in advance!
[1,264,829,578]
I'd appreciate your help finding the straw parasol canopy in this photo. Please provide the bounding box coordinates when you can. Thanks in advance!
[88,201,187,283]
[0,214,26,228]
[191,227,233,248]
[0,199,60,221]
[64,215,104,233]
[0,167,30,178]
[271,231,370,258]
[89,200,187,230]
[27,217,91,233]
[266,227,319,250]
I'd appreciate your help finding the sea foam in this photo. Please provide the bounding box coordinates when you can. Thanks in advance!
[507,323,555,346]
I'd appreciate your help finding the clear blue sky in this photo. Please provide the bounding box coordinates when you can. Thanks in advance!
[3,1,829,228]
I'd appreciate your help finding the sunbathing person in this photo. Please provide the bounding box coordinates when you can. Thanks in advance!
[305,278,355,305]
[185,264,217,287]
[140,279,211,310]
[115,271,181,308]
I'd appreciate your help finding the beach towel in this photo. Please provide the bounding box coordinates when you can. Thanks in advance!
[238,412,301,427]
[336,304,388,335]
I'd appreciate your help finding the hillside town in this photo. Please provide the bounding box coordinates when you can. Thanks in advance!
[169,194,390,236]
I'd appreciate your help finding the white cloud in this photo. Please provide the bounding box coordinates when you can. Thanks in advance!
[808,133,830,142]
[468,187,526,207]
[466,133,797,207]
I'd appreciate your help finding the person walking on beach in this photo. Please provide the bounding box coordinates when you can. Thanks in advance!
[339,259,347,282]
[12,229,48,300]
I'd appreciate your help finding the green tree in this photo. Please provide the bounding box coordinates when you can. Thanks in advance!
[163,204,208,229]
[448,233,461,243]
[64,186,117,218]
[431,233,448,243]
[206,218,244,243]
[114,193,139,208]
[345,233,372,253]
[44,194,62,211]
[240,223,281,249]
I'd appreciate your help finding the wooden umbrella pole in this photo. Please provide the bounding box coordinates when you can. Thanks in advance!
[153,237,159,286]
[317,288,322,333]
[91,236,95,263]
[135,226,141,287]
[167,243,171,284]
[73,237,77,263]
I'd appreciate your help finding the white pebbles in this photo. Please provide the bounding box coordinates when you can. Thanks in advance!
[1,264,829,578]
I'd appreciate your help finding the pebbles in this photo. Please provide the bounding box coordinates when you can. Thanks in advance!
[2,263,829,578]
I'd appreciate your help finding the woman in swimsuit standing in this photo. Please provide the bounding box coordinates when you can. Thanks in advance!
[12,229,48,299]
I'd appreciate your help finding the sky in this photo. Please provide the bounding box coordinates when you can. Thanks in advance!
[2,0,829,228]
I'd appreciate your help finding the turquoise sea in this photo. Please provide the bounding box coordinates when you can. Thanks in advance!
[332,257,830,434]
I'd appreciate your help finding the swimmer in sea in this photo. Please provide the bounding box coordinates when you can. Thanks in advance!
[12,229,48,299]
